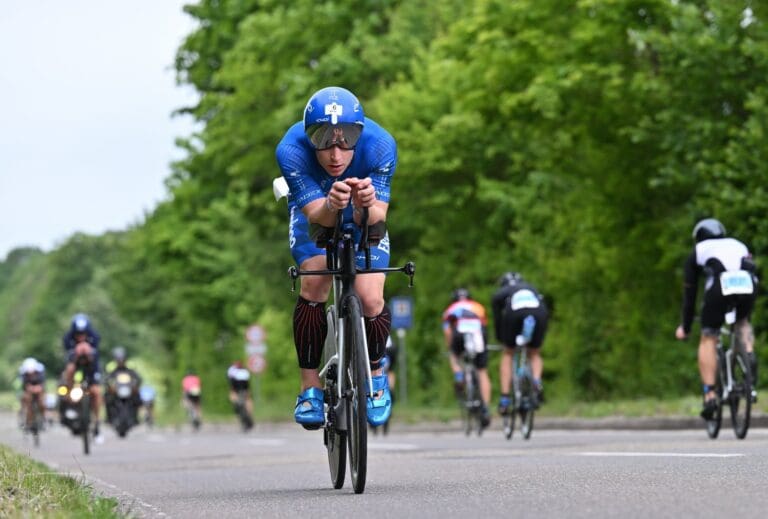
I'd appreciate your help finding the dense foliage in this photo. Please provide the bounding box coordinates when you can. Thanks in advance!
[2,0,766,413]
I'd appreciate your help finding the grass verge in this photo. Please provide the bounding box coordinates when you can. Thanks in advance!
[0,444,121,518]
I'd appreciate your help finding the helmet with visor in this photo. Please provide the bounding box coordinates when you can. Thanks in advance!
[303,86,364,150]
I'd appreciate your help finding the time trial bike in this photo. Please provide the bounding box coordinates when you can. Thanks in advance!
[289,208,414,494]
[502,334,537,440]
[457,327,486,436]
[705,309,753,440]
[22,389,45,447]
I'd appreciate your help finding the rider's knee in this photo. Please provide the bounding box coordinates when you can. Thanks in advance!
[300,279,331,302]
[358,291,384,316]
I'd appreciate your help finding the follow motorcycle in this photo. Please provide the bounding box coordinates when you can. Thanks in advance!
[106,370,141,438]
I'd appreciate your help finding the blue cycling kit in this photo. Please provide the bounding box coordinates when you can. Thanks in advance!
[276,117,397,267]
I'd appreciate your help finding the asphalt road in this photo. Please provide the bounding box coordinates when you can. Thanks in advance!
[2,414,768,518]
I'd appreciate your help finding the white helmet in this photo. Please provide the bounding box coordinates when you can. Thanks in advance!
[21,357,39,373]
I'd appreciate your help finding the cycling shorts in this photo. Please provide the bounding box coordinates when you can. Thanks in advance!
[450,332,488,369]
[499,307,549,349]
[700,278,756,336]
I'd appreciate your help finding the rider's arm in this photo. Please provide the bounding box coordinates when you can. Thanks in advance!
[681,251,700,334]
[490,289,508,342]
[352,199,388,227]
[302,196,342,228]
[442,308,456,348]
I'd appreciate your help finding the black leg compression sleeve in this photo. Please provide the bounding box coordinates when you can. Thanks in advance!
[293,296,327,369]
[748,351,758,385]
[365,305,391,365]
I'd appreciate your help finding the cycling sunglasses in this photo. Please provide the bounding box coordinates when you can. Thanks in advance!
[306,122,363,150]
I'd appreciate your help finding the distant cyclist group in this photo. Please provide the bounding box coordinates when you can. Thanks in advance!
[17,312,255,448]
[442,272,549,432]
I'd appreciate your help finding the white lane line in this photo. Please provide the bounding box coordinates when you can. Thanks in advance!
[577,452,744,458]
[86,475,169,517]
[368,442,419,451]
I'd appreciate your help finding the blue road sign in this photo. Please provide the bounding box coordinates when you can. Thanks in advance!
[390,296,414,330]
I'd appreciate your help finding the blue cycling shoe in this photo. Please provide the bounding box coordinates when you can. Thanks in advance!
[366,375,392,427]
[294,387,325,430]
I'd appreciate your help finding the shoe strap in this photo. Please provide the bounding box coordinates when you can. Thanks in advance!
[297,387,324,404]
[371,374,389,392]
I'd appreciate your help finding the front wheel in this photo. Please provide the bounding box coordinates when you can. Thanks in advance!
[325,393,347,490]
[345,296,368,494]
[730,351,752,439]
[29,399,42,447]
[81,392,91,455]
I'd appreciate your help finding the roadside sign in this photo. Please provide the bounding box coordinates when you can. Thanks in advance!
[246,324,265,345]
[390,296,414,330]
[245,343,267,356]
[248,354,267,374]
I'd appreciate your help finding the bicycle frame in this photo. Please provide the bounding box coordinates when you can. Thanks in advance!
[290,207,414,493]
[707,308,752,440]
[511,344,531,407]
[717,310,742,400]
[289,208,414,421]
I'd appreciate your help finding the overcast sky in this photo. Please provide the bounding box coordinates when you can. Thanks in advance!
[0,0,199,260]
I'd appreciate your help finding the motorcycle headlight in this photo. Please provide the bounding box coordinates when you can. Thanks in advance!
[70,387,84,402]
[57,385,69,397]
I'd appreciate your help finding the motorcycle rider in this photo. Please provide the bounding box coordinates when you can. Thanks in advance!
[104,347,142,426]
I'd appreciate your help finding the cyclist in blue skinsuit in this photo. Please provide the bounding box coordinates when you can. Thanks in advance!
[276,86,397,429]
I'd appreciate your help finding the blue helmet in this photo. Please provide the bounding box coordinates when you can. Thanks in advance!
[71,313,91,333]
[303,86,364,150]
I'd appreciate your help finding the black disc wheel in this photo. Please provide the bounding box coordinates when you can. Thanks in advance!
[730,351,752,439]
[345,296,368,494]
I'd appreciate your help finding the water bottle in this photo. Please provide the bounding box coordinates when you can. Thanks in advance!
[522,315,536,343]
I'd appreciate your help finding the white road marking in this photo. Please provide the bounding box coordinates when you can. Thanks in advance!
[577,451,744,458]
[87,475,169,517]
[368,442,419,451]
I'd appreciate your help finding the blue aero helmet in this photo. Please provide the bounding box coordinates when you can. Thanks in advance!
[303,86,364,150]
[71,313,91,332]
